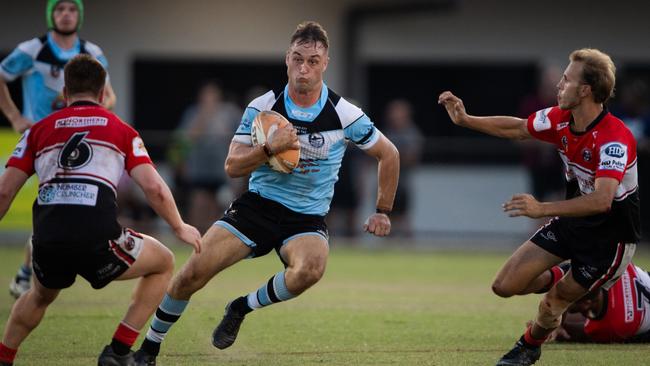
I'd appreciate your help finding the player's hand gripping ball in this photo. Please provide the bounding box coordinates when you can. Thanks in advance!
[251,110,301,173]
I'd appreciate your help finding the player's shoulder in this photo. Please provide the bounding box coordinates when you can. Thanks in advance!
[327,89,364,128]
[15,37,45,57]
[81,39,105,57]
[536,106,571,123]
[601,112,635,137]
[529,106,570,133]
[247,90,278,112]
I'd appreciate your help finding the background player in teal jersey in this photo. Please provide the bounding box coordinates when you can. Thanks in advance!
[133,21,400,365]
[0,0,116,299]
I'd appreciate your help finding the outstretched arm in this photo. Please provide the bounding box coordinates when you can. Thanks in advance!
[362,133,400,237]
[438,91,531,140]
[0,167,29,220]
[130,164,201,252]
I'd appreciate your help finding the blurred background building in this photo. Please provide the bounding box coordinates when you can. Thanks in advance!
[1,0,649,244]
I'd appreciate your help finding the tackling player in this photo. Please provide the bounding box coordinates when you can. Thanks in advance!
[439,48,640,366]
[133,21,400,365]
[0,55,200,366]
[0,0,116,299]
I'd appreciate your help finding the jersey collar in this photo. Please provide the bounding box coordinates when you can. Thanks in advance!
[569,107,608,136]
[69,100,99,107]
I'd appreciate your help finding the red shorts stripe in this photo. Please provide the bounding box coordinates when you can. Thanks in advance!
[109,240,135,266]
[589,243,626,291]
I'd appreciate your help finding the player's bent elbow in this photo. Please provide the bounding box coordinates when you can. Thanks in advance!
[141,179,165,202]
[224,158,247,178]
[593,194,613,214]
[224,160,239,178]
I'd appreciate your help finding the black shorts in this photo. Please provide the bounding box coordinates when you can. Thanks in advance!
[32,228,145,290]
[216,191,328,259]
[530,217,636,290]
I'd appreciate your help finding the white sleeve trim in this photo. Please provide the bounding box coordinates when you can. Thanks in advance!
[84,40,104,58]
[232,135,252,145]
[248,90,277,112]
[532,107,553,132]
[335,96,365,128]
[17,38,42,58]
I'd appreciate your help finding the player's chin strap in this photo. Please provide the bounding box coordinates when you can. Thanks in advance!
[53,27,76,36]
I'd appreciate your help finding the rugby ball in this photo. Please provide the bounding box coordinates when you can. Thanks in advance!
[251,110,300,173]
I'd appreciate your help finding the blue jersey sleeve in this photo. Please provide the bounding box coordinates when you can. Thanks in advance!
[344,114,379,150]
[232,107,259,145]
[0,48,33,82]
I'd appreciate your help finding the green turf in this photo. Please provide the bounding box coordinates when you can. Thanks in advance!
[1,244,649,365]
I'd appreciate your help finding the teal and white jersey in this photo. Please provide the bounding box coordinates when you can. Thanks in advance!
[233,83,380,216]
[0,32,109,122]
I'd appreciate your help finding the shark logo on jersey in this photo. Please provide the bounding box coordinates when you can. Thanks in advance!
[309,132,325,148]
[50,64,62,78]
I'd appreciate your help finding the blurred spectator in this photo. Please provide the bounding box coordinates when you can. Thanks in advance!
[116,174,157,234]
[383,99,423,237]
[611,78,650,241]
[173,80,241,233]
[518,65,565,202]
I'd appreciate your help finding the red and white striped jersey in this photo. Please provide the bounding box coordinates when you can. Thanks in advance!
[7,101,152,246]
[584,263,650,342]
[527,107,640,243]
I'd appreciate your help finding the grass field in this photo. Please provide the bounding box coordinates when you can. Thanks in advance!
[1,243,649,365]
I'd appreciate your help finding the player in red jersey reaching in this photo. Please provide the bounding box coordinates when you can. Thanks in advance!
[439,48,640,366]
[0,55,201,366]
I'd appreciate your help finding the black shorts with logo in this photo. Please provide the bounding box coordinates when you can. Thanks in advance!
[217,191,328,259]
[530,217,635,290]
[32,228,144,290]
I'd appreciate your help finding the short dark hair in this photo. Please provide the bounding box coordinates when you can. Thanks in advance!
[64,54,106,96]
[290,21,329,49]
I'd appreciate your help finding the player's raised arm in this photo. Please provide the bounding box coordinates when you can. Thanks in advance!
[130,164,201,252]
[437,91,531,140]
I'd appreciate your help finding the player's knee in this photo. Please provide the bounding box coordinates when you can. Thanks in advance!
[293,261,326,287]
[31,288,57,307]
[491,280,516,298]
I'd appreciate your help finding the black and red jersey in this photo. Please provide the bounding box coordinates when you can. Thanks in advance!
[585,264,650,342]
[527,107,640,243]
[7,101,152,246]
